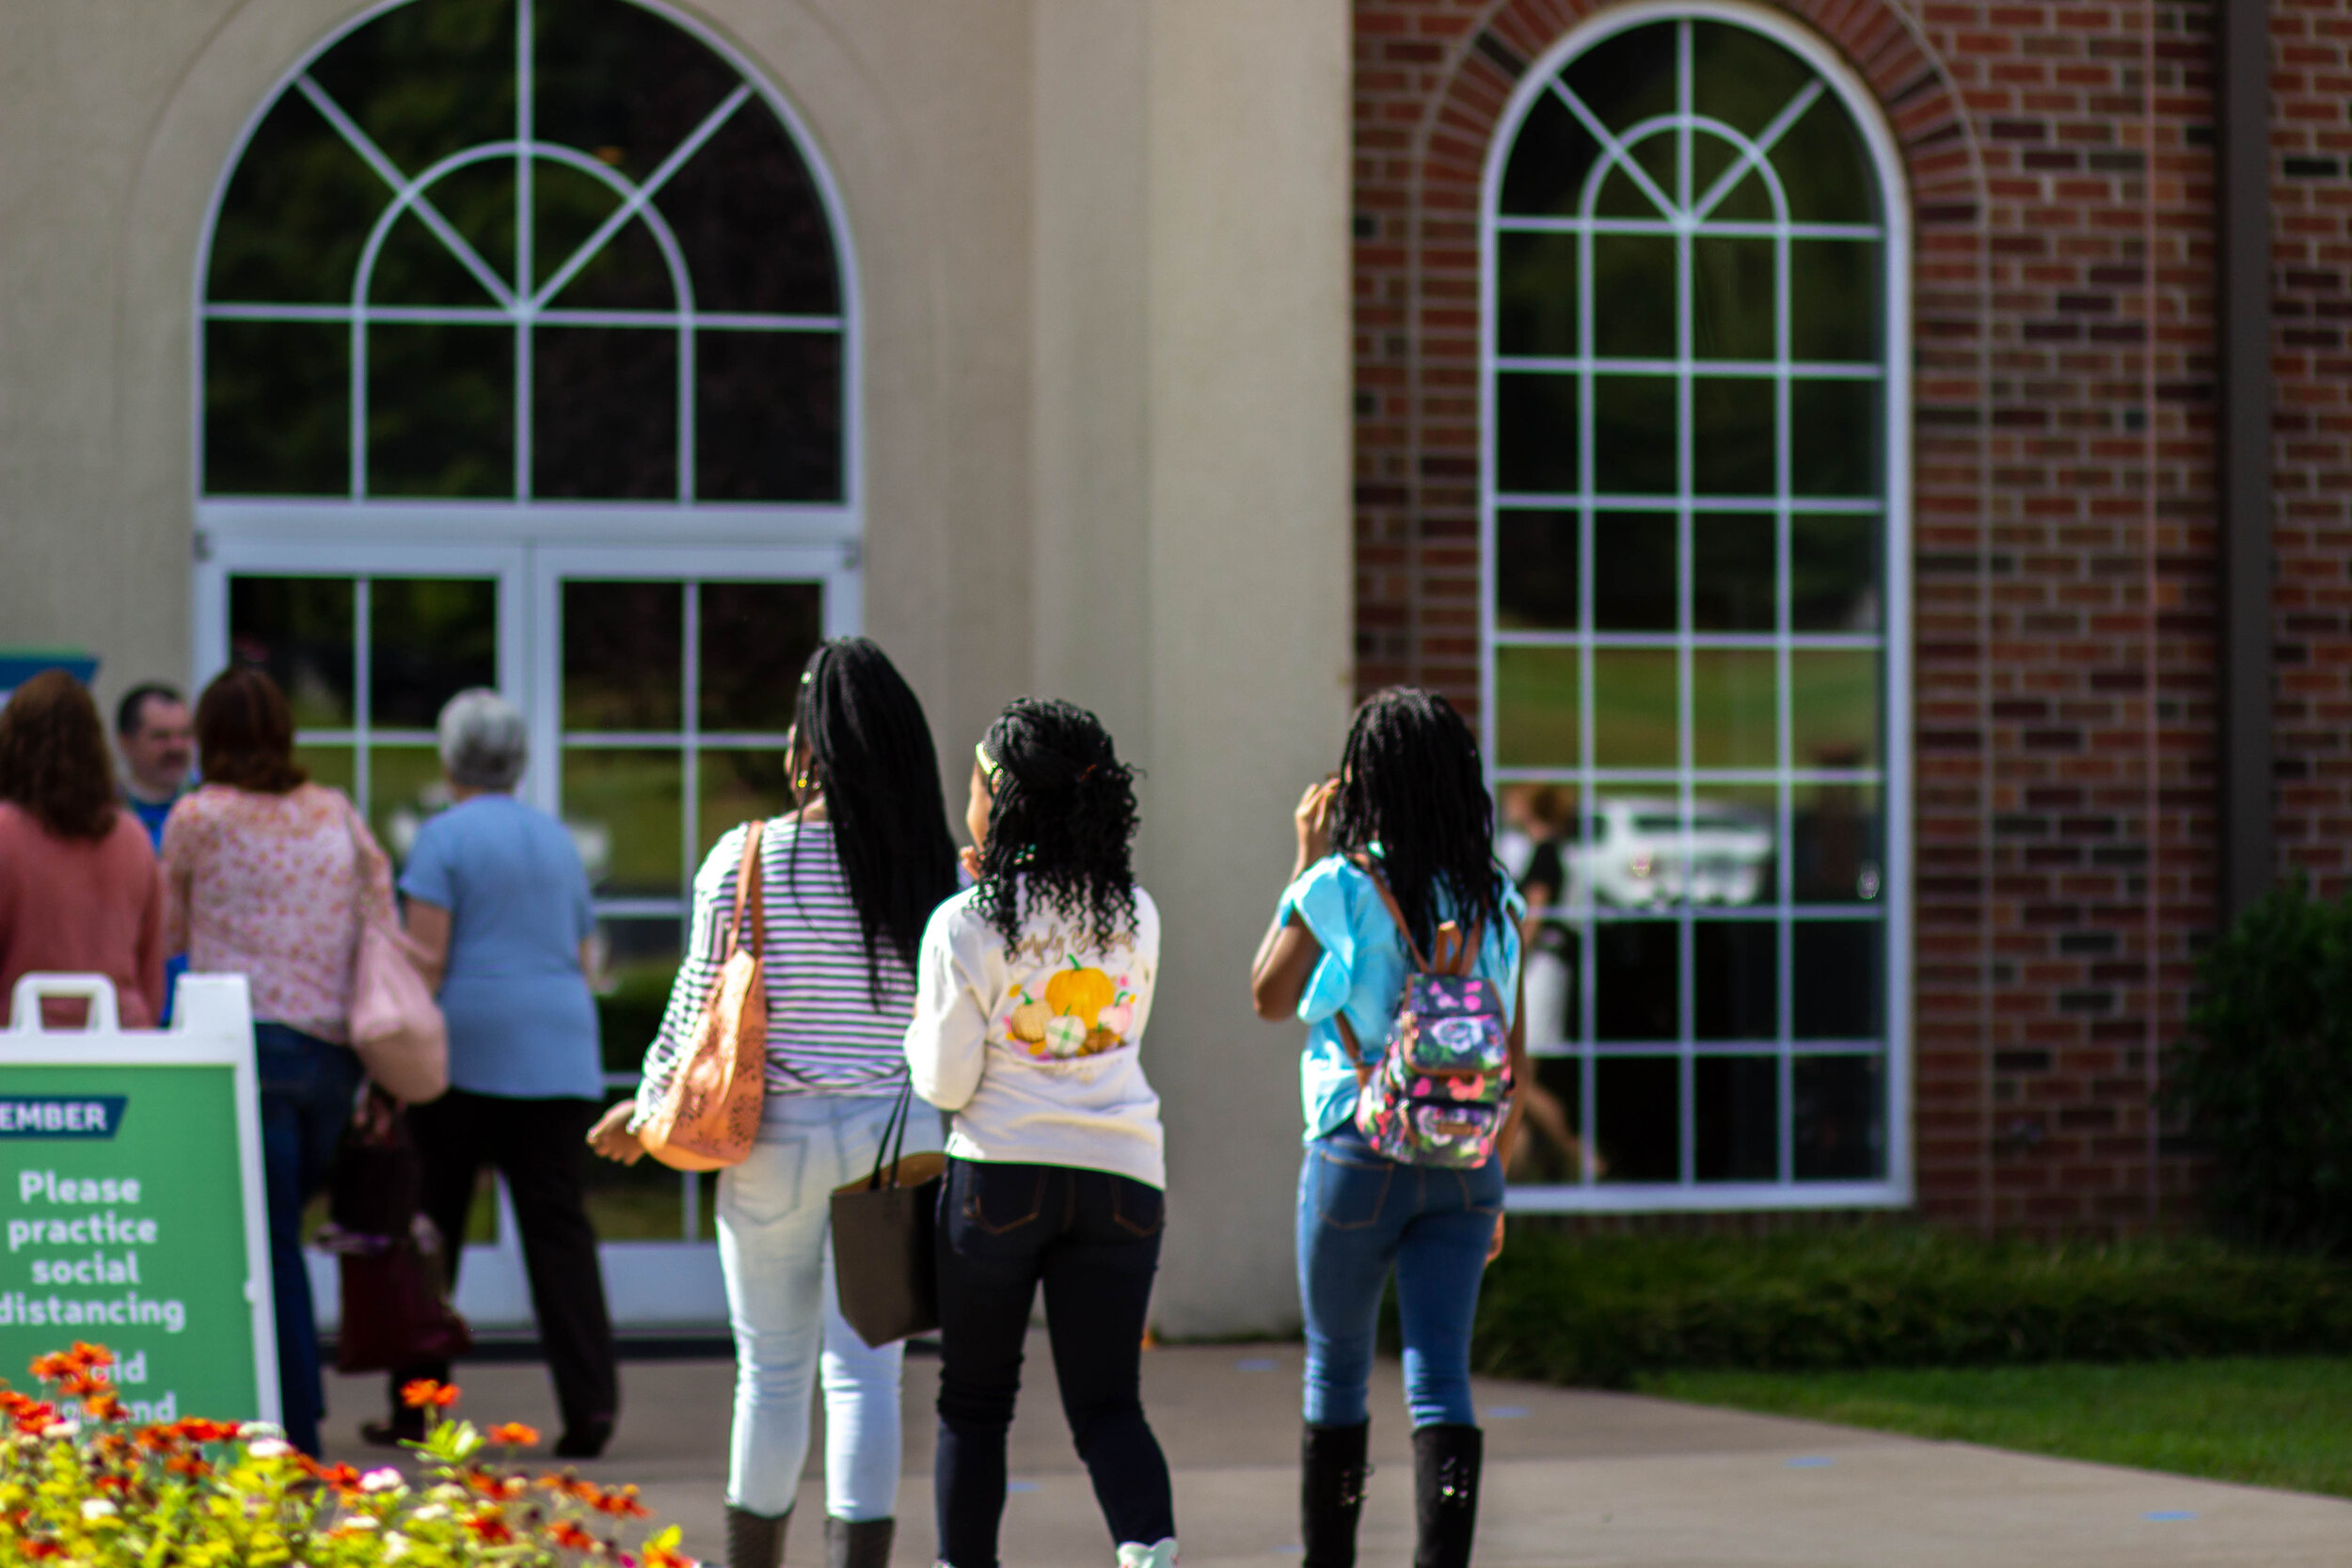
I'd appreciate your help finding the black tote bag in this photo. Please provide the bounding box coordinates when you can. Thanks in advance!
[830,1082,946,1348]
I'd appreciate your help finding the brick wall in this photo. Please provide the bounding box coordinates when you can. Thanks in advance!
[1351,0,2233,1227]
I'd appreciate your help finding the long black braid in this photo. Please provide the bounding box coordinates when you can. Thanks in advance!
[1327,687,1505,958]
[784,638,961,1006]
[972,698,1140,950]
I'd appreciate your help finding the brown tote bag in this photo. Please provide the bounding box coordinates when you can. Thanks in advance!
[640,820,768,1171]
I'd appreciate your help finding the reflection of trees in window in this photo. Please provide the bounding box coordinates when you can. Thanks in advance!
[1486,15,1897,1196]
[203,0,843,504]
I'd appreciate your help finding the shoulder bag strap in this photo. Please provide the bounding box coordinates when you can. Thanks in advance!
[723,820,766,962]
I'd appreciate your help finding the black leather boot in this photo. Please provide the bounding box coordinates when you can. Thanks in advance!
[1301,1419,1373,1568]
[824,1515,893,1568]
[1411,1424,1482,1568]
[726,1504,790,1568]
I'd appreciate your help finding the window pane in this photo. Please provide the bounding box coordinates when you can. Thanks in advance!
[204,321,349,497]
[205,92,379,304]
[1692,378,1774,496]
[1691,650,1776,770]
[229,577,354,727]
[308,0,517,180]
[1592,377,1675,494]
[590,914,679,1076]
[700,581,824,733]
[696,330,843,502]
[1591,650,1676,770]
[1498,90,1604,217]
[1691,236,1773,361]
[1496,373,1580,495]
[1790,242,1879,363]
[1590,236,1674,360]
[369,744,446,866]
[367,324,515,498]
[1522,923,1579,1052]
[1693,923,1774,1039]
[1789,650,1878,768]
[370,210,500,307]
[1496,510,1580,631]
[1564,24,1677,138]
[533,327,679,499]
[697,748,793,863]
[1692,513,1774,631]
[1595,920,1676,1035]
[656,101,843,317]
[371,578,498,730]
[1692,21,1817,138]
[564,580,681,732]
[585,1148,691,1241]
[1790,379,1877,498]
[1792,783,1883,905]
[1791,514,1881,631]
[1516,1055,1589,1183]
[295,744,356,796]
[538,186,674,311]
[1494,647,1581,768]
[1772,95,1878,225]
[1695,1054,1778,1180]
[535,0,740,186]
[1592,512,1675,632]
[389,162,516,303]
[1794,1054,1883,1179]
[1792,920,1881,1038]
[1496,232,1579,357]
[563,748,682,898]
[1595,1055,1679,1181]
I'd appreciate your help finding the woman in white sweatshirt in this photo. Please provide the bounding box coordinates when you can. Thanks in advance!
[904,697,1175,1568]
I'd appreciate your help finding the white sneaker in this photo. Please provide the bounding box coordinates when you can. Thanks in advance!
[1116,1541,1178,1568]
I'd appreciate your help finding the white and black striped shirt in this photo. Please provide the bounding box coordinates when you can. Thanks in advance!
[639,817,915,1101]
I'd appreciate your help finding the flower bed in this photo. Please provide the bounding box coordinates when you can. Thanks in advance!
[0,1344,697,1565]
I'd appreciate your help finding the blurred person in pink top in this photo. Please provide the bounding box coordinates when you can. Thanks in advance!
[162,664,396,1458]
[0,670,167,1029]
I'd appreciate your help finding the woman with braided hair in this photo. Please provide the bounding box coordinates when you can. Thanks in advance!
[1251,687,1529,1568]
[904,697,1176,1568]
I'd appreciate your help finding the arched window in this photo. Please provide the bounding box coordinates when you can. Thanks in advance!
[1483,5,1910,1207]
[201,0,845,503]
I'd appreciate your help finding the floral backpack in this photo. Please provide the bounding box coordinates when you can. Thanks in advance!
[1332,859,1513,1167]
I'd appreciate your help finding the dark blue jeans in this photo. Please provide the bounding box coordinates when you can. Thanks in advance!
[254,1023,362,1455]
[933,1159,1174,1566]
[1296,1124,1504,1429]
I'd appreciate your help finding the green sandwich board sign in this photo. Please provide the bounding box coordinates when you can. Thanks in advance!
[0,974,277,1423]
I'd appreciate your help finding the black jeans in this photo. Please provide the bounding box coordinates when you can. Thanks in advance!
[388,1091,618,1440]
[933,1159,1174,1567]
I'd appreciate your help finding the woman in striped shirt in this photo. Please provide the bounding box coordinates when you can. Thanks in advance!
[590,638,960,1568]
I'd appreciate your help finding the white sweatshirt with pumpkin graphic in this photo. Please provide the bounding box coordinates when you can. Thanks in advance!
[903,881,1164,1190]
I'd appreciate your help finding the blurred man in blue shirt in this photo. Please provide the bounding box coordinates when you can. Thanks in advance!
[115,683,193,848]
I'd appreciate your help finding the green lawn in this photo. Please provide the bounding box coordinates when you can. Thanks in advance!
[1642,1358,2352,1500]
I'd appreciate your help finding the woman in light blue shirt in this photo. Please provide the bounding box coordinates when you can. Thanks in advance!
[362,688,617,1459]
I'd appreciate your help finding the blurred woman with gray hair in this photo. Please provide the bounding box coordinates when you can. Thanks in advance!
[363,687,619,1457]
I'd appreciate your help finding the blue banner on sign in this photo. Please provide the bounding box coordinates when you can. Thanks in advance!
[0,1098,127,1139]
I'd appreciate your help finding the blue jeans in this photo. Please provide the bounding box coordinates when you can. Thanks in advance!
[717,1091,938,1520]
[934,1159,1173,1567]
[1296,1125,1503,1429]
[253,1023,363,1455]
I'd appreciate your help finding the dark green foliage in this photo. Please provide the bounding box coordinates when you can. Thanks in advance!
[1465,1227,2352,1389]
[2164,882,2352,1255]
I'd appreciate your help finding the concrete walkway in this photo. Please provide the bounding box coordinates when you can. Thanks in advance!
[325,1343,2352,1566]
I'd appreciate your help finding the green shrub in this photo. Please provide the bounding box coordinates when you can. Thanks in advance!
[2164,882,2352,1254]
[0,1345,695,1565]
[1466,1227,2352,1389]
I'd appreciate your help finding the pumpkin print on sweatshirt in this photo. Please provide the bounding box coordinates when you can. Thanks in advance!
[1000,948,1145,1060]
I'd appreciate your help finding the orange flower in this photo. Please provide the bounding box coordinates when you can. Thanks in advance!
[69,1342,113,1371]
[400,1379,461,1410]
[586,1483,649,1519]
[26,1354,70,1383]
[82,1390,123,1421]
[11,1402,56,1434]
[22,1541,63,1560]
[168,1418,239,1444]
[488,1421,541,1447]
[465,1512,515,1544]
[546,1519,599,1550]
[165,1452,211,1479]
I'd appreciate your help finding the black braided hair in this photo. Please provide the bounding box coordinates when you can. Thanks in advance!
[972,698,1140,950]
[784,638,961,1006]
[1327,687,1505,958]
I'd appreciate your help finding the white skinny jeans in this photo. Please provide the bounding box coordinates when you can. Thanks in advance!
[716,1089,940,1520]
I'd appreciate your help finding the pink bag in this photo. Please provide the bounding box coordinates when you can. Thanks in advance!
[344,807,448,1104]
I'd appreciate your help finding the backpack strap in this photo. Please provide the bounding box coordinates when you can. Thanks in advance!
[1347,853,1483,978]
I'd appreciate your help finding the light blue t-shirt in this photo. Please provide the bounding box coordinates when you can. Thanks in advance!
[399,794,602,1101]
[1278,853,1524,1142]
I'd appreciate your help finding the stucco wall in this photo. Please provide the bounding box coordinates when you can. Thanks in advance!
[0,0,1351,1334]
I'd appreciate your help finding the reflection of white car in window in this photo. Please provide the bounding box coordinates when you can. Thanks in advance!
[1573,797,1773,908]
